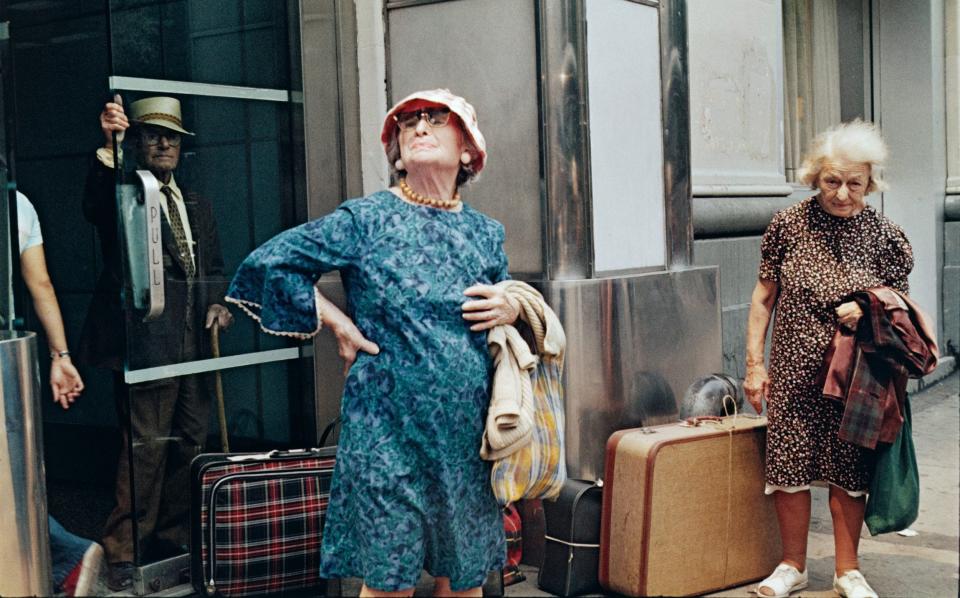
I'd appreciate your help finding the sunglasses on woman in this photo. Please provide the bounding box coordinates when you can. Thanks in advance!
[394,107,451,130]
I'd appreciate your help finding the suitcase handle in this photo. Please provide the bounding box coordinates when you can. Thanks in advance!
[223,418,340,462]
[319,416,341,447]
[226,447,330,462]
[679,415,723,427]
[680,395,742,428]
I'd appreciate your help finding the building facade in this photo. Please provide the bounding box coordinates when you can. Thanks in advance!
[0,0,956,592]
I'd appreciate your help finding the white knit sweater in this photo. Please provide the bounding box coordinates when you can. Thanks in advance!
[480,281,565,460]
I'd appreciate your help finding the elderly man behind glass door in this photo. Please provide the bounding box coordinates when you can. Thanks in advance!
[78,96,232,591]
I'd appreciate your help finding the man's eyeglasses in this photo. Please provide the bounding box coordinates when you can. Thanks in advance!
[141,130,182,147]
[394,107,451,130]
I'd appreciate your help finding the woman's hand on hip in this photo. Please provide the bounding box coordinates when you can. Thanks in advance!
[315,290,379,375]
[835,301,864,331]
[743,363,769,414]
[461,284,521,331]
[326,310,379,376]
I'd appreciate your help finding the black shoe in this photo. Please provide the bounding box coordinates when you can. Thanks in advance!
[106,561,135,592]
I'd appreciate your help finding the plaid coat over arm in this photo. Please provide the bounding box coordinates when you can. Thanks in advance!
[818,287,938,448]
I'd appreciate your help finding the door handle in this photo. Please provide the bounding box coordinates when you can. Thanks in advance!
[119,170,165,321]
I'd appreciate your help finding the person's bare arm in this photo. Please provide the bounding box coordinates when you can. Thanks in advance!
[20,245,84,408]
[743,278,779,413]
[314,290,379,376]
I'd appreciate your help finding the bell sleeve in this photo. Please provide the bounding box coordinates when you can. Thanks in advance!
[881,222,914,294]
[758,211,787,282]
[225,206,364,338]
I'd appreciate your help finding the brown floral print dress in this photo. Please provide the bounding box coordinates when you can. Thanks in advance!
[759,196,913,493]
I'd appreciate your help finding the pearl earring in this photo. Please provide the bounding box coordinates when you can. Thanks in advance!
[395,159,405,171]
[460,152,472,165]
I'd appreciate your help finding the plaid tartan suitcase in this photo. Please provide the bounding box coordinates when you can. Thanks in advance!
[190,445,336,597]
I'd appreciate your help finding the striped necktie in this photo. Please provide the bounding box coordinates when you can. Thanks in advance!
[160,185,196,278]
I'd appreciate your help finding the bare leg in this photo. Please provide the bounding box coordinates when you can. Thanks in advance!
[829,485,866,575]
[759,489,811,597]
[433,576,482,597]
[775,489,812,571]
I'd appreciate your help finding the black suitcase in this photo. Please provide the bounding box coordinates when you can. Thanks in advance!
[538,479,603,596]
[190,421,338,597]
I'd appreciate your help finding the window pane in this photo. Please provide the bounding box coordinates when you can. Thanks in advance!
[109,0,291,89]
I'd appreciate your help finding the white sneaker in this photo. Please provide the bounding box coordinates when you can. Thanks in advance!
[757,563,809,597]
[833,570,878,598]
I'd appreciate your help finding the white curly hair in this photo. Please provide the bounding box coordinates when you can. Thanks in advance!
[798,119,888,193]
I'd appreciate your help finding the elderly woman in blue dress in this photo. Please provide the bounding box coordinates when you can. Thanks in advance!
[227,89,519,597]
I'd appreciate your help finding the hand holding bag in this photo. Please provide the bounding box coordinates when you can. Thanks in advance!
[487,281,567,506]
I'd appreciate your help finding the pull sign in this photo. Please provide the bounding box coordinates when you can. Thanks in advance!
[135,170,165,321]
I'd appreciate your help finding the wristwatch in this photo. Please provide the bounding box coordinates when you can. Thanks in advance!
[50,349,71,359]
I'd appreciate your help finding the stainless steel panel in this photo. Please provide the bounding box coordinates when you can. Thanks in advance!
[0,331,51,597]
[133,554,189,597]
[0,169,13,329]
[660,0,693,267]
[539,0,593,279]
[539,266,722,480]
[387,0,543,275]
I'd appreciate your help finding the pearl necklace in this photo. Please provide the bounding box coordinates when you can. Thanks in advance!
[399,178,460,209]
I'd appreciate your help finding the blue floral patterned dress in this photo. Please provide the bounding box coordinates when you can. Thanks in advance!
[226,190,508,591]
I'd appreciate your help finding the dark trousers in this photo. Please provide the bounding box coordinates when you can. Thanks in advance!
[102,305,209,564]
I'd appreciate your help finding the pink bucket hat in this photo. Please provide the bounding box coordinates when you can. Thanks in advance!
[380,88,487,174]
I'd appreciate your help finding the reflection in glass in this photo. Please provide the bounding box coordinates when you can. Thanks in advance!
[109,0,291,90]
[6,0,318,580]
[90,0,306,572]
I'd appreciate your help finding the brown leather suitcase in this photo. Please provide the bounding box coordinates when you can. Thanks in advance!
[599,415,781,596]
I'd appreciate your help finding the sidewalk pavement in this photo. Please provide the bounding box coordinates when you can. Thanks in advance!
[507,371,959,598]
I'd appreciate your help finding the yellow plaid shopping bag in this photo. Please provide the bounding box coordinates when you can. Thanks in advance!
[489,339,566,505]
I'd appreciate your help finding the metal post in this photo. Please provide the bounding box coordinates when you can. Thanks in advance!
[660,0,693,267]
[538,0,594,280]
[0,330,51,597]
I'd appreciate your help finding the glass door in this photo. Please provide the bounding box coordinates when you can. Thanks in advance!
[102,0,315,577]
[3,0,358,590]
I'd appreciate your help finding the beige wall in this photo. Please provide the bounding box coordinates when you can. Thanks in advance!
[947,0,960,193]
[687,0,791,197]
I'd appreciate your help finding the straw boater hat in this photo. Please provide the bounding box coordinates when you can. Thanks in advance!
[129,96,194,136]
[380,88,487,174]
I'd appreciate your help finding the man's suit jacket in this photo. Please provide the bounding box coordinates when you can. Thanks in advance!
[78,159,227,371]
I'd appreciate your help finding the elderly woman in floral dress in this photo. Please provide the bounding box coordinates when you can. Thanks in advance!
[227,90,520,597]
[744,121,913,598]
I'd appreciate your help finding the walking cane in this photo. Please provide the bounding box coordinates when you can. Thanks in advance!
[210,321,230,452]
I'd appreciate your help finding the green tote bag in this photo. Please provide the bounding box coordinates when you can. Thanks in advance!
[865,396,919,536]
